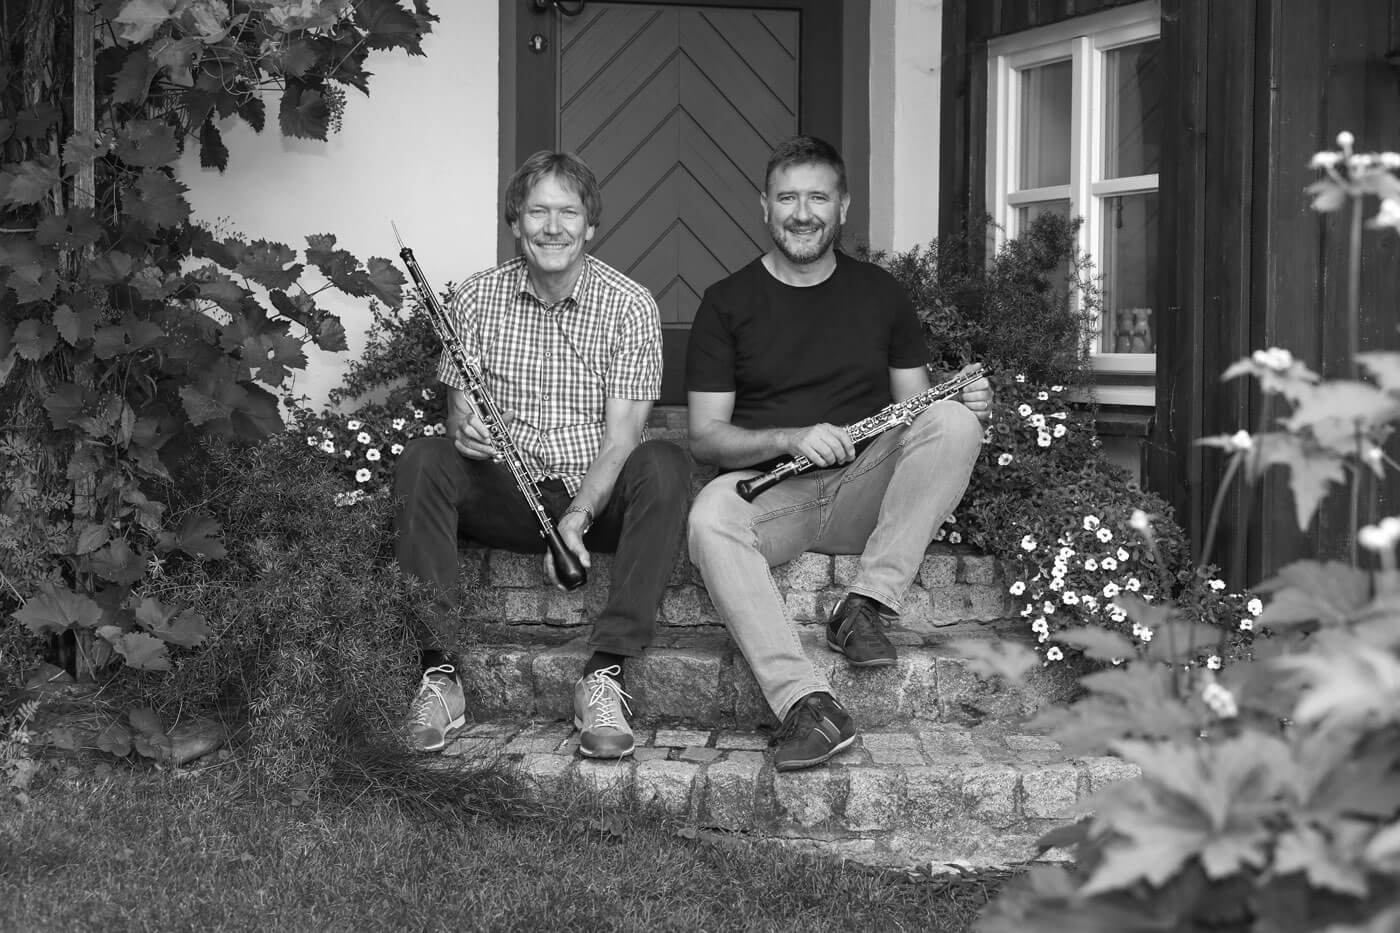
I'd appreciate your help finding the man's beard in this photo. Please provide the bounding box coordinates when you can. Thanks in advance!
[769,218,840,265]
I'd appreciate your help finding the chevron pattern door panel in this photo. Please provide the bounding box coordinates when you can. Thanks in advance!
[557,4,800,400]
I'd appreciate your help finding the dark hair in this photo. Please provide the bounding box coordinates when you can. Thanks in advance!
[764,135,848,195]
[503,151,603,227]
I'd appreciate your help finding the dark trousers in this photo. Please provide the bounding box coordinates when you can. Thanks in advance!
[393,437,690,657]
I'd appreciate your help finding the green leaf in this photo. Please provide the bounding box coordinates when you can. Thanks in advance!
[1284,380,1400,451]
[1307,177,1349,212]
[128,705,164,738]
[35,206,104,249]
[1253,432,1347,530]
[53,305,97,344]
[15,102,61,140]
[44,382,87,428]
[1276,632,1400,727]
[62,129,113,175]
[74,522,111,555]
[14,319,58,361]
[315,314,348,352]
[125,170,191,229]
[149,35,202,83]
[274,39,320,78]
[237,95,266,133]
[2,156,62,206]
[159,610,211,647]
[363,256,406,306]
[279,83,330,140]
[947,637,1039,683]
[131,265,178,300]
[198,118,228,171]
[95,722,133,757]
[1357,351,1400,393]
[355,0,427,53]
[167,511,227,560]
[1055,627,1137,662]
[111,48,158,105]
[87,250,136,285]
[114,119,180,168]
[115,632,171,671]
[191,264,249,311]
[1275,824,1369,895]
[1142,619,1229,664]
[1254,560,1371,629]
[12,584,104,634]
[228,381,285,441]
[90,538,148,586]
[235,239,302,290]
[113,0,179,43]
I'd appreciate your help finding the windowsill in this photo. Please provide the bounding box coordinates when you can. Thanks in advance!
[1092,352,1156,375]
[1066,383,1156,408]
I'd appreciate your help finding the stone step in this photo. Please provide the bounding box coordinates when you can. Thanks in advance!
[444,716,1140,871]
[456,633,1073,732]
[457,542,1018,640]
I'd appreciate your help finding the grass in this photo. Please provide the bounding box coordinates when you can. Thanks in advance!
[0,756,1006,932]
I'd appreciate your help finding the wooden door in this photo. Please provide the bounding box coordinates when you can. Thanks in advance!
[512,0,843,403]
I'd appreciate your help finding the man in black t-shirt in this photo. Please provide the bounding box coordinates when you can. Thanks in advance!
[685,136,992,772]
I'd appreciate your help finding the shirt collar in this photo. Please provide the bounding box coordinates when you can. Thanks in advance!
[514,255,594,309]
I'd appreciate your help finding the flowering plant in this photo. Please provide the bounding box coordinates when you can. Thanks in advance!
[298,389,447,506]
[976,133,1400,932]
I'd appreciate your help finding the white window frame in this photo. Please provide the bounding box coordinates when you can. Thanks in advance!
[987,1,1161,407]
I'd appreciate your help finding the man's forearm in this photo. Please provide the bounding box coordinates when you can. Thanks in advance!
[689,421,793,470]
[569,437,639,517]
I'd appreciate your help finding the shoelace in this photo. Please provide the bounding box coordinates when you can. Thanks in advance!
[844,599,886,642]
[410,664,457,727]
[585,664,633,729]
[772,695,819,745]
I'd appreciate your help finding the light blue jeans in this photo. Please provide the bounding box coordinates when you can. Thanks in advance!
[688,400,983,721]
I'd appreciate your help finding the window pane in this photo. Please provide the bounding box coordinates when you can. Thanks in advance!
[1104,41,1162,178]
[1017,60,1072,189]
[1101,192,1158,353]
[1016,201,1073,304]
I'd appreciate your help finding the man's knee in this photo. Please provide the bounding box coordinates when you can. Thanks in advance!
[912,399,984,450]
[687,476,745,550]
[396,435,460,482]
[628,439,691,498]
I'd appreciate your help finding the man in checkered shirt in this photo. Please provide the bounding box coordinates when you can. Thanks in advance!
[393,151,690,757]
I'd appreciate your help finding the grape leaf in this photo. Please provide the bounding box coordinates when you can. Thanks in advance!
[149,35,202,84]
[1254,560,1371,629]
[114,119,180,168]
[125,170,191,229]
[61,129,112,175]
[8,263,58,303]
[1054,626,1137,662]
[14,319,58,360]
[74,522,110,555]
[235,239,302,290]
[95,722,133,757]
[275,39,320,78]
[316,314,348,352]
[180,380,238,426]
[12,584,104,634]
[363,256,406,306]
[237,95,265,133]
[2,156,62,206]
[36,206,104,249]
[44,382,87,428]
[87,250,135,286]
[355,0,426,53]
[227,381,285,441]
[90,538,147,586]
[279,83,330,140]
[15,102,61,140]
[161,511,227,560]
[111,48,158,105]
[114,0,179,43]
[131,264,178,300]
[116,631,171,671]
[53,304,97,344]
[159,610,211,647]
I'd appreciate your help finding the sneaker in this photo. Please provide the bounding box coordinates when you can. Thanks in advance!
[573,664,635,759]
[772,692,856,772]
[407,664,467,753]
[826,593,898,667]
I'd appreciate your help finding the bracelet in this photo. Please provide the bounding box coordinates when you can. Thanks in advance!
[562,504,594,531]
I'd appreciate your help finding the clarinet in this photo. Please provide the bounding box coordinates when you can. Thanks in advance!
[736,364,987,502]
[393,225,587,591]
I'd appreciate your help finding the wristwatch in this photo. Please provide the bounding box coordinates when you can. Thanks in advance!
[562,504,594,532]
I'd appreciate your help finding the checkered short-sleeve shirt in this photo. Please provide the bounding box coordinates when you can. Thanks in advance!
[435,254,662,494]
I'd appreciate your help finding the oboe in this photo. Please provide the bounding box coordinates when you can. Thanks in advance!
[393,224,586,590]
[736,364,987,502]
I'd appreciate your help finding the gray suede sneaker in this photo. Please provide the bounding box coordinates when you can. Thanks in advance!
[826,594,898,667]
[407,664,467,753]
[573,665,635,759]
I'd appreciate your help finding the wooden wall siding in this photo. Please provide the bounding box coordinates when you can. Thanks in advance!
[943,0,1400,580]
[558,5,799,327]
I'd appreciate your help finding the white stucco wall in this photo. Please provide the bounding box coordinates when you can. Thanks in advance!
[867,0,943,254]
[177,5,499,410]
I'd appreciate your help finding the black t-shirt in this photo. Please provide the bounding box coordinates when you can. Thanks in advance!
[685,251,929,435]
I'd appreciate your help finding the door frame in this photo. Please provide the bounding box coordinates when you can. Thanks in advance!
[498,0,869,264]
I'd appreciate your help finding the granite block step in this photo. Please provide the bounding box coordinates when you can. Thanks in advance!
[454,633,1075,732]
[443,717,1140,871]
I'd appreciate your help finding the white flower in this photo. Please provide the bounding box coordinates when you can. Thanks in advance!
[1337,130,1355,149]
[1100,557,1117,571]
[1097,528,1113,543]
[1015,373,1027,383]
[1058,546,1075,559]
[390,443,404,456]
[1037,391,1049,401]
[1050,411,1067,420]
[1083,516,1100,531]
[1062,591,1079,605]
[1017,403,1033,417]
[1037,432,1052,448]
[1117,547,1130,562]
[422,388,435,400]
[1373,197,1400,230]
[1042,602,1056,615]
[1030,413,1047,428]
[1038,632,1048,643]
[320,440,335,454]
[1206,656,1222,670]
[355,468,371,483]
[346,419,362,431]
[1239,618,1254,632]
[1138,626,1154,643]
[413,408,425,420]
[1310,150,1343,169]
[342,450,351,458]
[933,528,946,541]
[1053,424,1067,438]
[998,453,1014,466]
[1020,603,1035,618]
[1052,561,1067,578]
[432,423,447,436]
[392,418,407,430]
[356,431,371,444]
[1083,558,1098,571]
[1102,582,1121,598]
[1358,517,1400,552]
[1228,430,1253,452]
[1247,597,1263,617]
[1202,682,1238,719]
[1109,605,1128,623]
[1125,577,1142,591]
[948,531,962,544]
[306,435,318,447]
[1009,581,1026,596]
[1031,618,1049,635]
[1250,347,1294,372]
[1081,595,1098,611]
[1208,578,1226,591]
[1051,385,1063,392]
[1021,535,1037,552]
[1049,577,1065,591]
[366,448,381,461]
[1046,646,1064,661]
[1129,510,1151,532]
